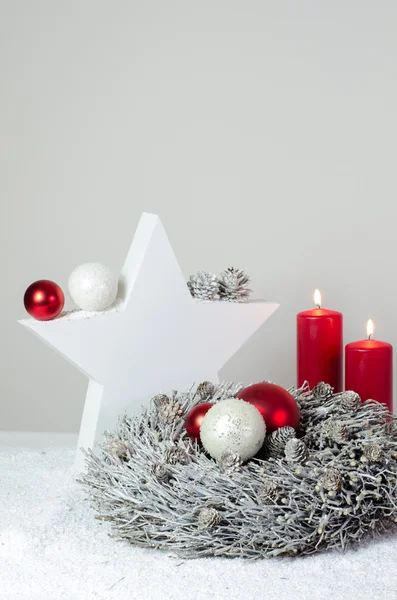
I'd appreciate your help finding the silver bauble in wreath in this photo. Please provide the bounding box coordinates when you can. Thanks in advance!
[200,398,266,461]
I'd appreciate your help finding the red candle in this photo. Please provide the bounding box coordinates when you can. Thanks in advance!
[345,320,393,412]
[297,289,343,392]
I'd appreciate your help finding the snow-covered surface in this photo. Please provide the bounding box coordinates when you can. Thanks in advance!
[18,297,124,325]
[2,434,397,600]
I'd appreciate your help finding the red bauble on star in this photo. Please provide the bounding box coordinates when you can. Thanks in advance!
[237,382,299,433]
[186,403,214,441]
[24,280,65,321]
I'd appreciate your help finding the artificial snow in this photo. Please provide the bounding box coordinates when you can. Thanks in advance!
[2,437,397,600]
[18,297,124,325]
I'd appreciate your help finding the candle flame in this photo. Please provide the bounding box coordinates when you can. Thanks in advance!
[314,289,321,308]
[367,319,374,339]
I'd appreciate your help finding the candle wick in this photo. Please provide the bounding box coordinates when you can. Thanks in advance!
[368,334,372,340]
[315,304,321,309]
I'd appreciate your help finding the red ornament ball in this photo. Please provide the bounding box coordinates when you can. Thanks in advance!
[237,382,299,433]
[186,403,214,441]
[24,279,65,321]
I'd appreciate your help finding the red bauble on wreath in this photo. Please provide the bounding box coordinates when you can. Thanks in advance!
[186,403,214,441]
[24,280,65,321]
[237,382,300,433]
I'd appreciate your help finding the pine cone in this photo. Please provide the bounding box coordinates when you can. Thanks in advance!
[198,507,221,530]
[218,450,242,474]
[164,445,190,465]
[319,468,342,492]
[218,267,252,302]
[384,420,397,437]
[313,382,334,401]
[363,442,383,462]
[187,271,220,301]
[153,463,170,483]
[106,439,130,460]
[339,391,361,412]
[284,438,308,463]
[263,427,296,459]
[257,479,279,504]
[158,399,185,424]
[324,420,350,443]
[197,381,215,400]
[152,393,170,407]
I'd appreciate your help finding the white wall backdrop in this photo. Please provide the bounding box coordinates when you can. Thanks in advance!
[1,0,397,432]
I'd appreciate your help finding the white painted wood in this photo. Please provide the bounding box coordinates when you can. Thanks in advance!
[19,213,279,470]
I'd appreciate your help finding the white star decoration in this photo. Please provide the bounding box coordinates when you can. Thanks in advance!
[19,213,279,469]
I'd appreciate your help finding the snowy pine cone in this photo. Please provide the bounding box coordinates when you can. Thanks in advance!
[264,427,296,459]
[218,450,242,474]
[218,267,251,302]
[257,479,279,504]
[197,381,215,400]
[313,382,334,401]
[198,507,221,530]
[187,271,220,301]
[153,463,170,483]
[319,468,342,492]
[158,399,185,424]
[324,420,350,443]
[284,438,308,463]
[152,393,170,407]
[106,439,130,460]
[339,391,361,412]
[164,445,190,465]
[363,442,383,462]
[384,420,397,437]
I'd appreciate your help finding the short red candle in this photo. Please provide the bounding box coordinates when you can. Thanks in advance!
[345,322,393,412]
[297,290,343,392]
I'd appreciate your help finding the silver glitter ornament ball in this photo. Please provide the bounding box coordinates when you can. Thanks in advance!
[200,398,266,462]
[68,262,118,311]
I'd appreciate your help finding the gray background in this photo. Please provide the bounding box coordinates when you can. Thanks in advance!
[1,1,396,432]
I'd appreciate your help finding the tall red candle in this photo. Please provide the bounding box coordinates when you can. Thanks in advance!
[345,320,393,412]
[297,290,343,392]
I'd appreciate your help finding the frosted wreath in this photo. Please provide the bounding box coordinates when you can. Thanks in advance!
[80,382,397,559]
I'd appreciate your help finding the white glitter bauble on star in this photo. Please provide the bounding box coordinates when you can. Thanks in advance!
[200,398,266,462]
[68,263,118,311]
